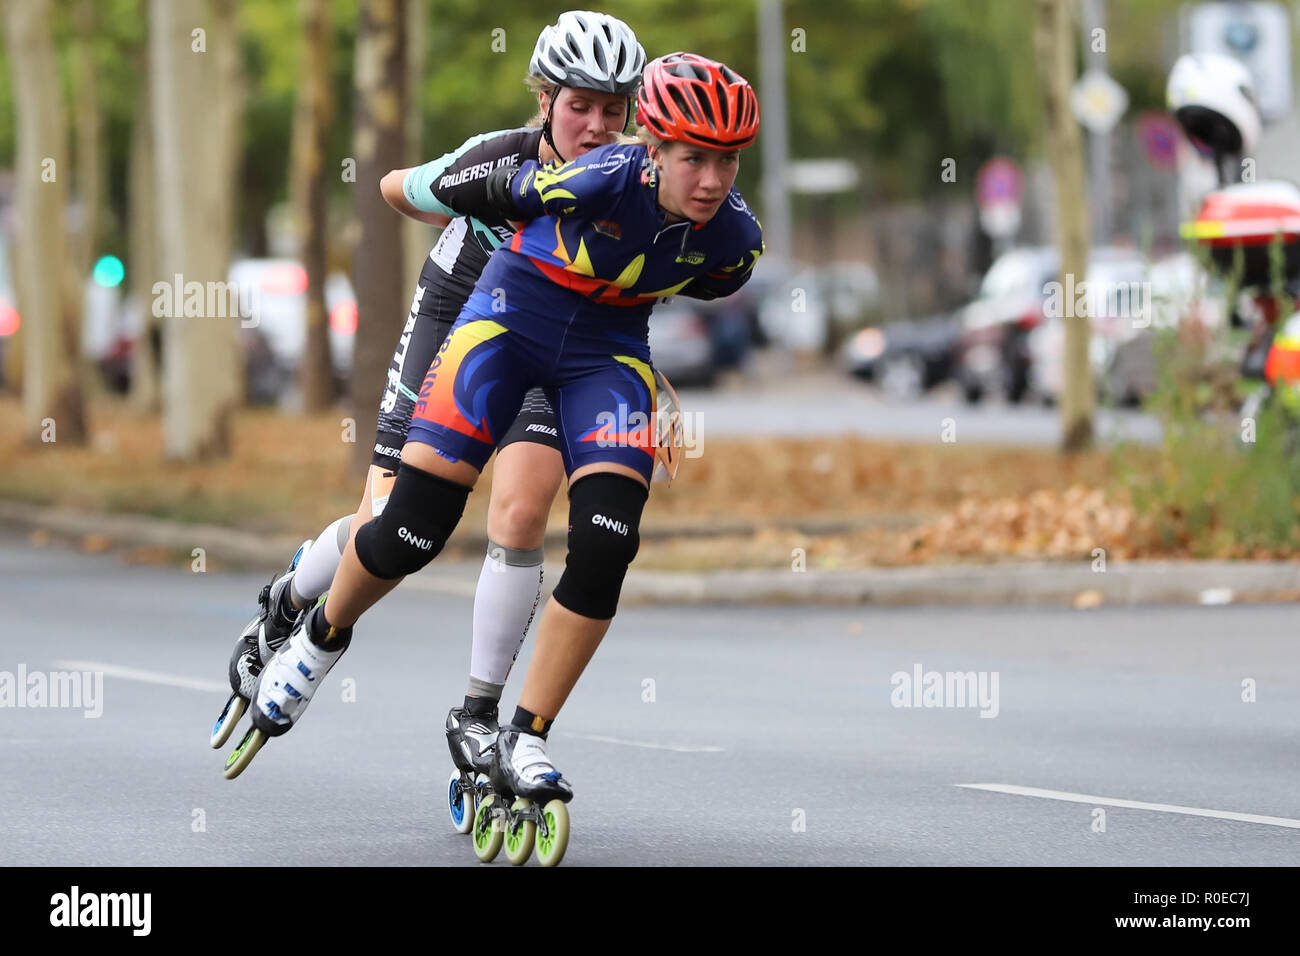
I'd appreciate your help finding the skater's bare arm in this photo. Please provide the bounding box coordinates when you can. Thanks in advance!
[381,168,453,227]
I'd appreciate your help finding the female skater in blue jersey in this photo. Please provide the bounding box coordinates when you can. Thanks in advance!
[214,13,646,794]
[240,53,762,864]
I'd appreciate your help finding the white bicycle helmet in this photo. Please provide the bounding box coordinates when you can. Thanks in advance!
[1167,52,1262,158]
[529,11,646,96]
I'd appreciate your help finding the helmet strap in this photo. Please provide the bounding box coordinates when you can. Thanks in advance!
[543,89,566,164]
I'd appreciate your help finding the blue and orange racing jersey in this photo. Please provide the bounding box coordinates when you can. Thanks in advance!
[462,142,764,324]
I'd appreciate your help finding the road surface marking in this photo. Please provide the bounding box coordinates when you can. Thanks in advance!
[55,659,227,694]
[558,731,723,753]
[957,783,1300,829]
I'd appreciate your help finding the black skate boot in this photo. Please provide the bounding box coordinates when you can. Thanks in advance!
[444,702,499,834]
[446,704,500,774]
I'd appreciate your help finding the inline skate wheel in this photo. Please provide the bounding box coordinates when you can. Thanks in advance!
[474,772,490,813]
[472,795,503,863]
[535,799,570,868]
[210,692,247,749]
[504,798,536,866]
[447,769,474,834]
[223,726,267,780]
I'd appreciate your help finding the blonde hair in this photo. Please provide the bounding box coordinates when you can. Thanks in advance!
[523,75,558,128]
[617,126,663,149]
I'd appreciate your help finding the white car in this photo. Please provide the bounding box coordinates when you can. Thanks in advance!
[1026,250,1149,405]
[227,258,357,403]
[228,258,357,373]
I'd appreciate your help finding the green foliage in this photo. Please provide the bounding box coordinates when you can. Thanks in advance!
[0,0,1207,258]
[0,44,12,166]
[1120,327,1300,557]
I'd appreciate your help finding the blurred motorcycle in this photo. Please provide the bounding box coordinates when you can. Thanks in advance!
[1170,53,1300,426]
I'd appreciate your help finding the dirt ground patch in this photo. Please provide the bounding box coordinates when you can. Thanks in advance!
[1,396,1148,569]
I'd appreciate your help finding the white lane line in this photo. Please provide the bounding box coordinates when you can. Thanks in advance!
[556,731,723,753]
[957,783,1300,830]
[49,660,724,752]
[55,659,227,695]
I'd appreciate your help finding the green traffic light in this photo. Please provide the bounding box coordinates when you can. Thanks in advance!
[93,255,125,288]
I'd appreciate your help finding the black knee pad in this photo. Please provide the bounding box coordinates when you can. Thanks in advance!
[354,462,470,579]
[551,473,649,619]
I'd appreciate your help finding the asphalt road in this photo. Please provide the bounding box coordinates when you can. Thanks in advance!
[680,373,1161,445]
[2,535,1296,866]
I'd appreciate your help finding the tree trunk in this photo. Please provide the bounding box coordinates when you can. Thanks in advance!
[2,301,21,395]
[72,0,105,277]
[3,0,87,445]
[349,0,407,476]
[403,0,430,293]
[294,0,336,412]
[128,46,162,412]
[150,0,240,460]
[211,0,245,413]
[1034,0,1093,452]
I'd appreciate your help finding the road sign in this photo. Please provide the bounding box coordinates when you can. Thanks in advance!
[1187,1,1291,122]
[976,157,1024,239]
[786,159,860,195]
[1136,112,1182,171]
[976,157,1024,207]
[1071,68,1129,133]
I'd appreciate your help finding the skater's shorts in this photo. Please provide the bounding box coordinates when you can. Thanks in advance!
[371,260,559,471]
[407,303,658,484]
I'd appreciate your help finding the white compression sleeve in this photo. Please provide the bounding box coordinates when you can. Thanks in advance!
[290,514,351,606]
[468,541,544,695]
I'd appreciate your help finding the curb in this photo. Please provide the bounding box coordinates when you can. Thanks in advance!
[617,561,1300,606]
[3,501,1298,607]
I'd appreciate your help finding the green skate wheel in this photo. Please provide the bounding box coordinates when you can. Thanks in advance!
[447,769,474,834]
[472,795,503,863]
[504,798,536,866]
[222,726,266,780]
[210,693,247,749]
[535,799,570,867]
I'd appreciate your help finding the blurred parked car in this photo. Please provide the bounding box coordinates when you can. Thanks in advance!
[1108,252,1226,405]
[1025,250,1147,405]
[725,252,784,349]
[82,279,132,393]
[0,232,18,389]
[649,298,716,388]
[756,261,880,355]
[840,314,960,400]
[1027,251,1227,406]
[695,295,754,372]
[227,258,357,404]
[953,246,1059,404]
[956,245,1172,405]
[758,266,830,353]
[821,261,882,347]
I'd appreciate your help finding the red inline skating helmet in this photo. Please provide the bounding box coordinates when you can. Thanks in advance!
[636,52,760,149]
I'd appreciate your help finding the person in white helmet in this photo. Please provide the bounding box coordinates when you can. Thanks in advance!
[214,14,647,802]
[1167,51,1262,185]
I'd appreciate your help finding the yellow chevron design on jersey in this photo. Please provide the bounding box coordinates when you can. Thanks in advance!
[569,237,596,277]
[532,163,586,205]
[719,251,762,274]
[551,220,571,266]
[614,354,655,396]
[560,242,645,285]
[641,277,695,298]
[611,253,645,288]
